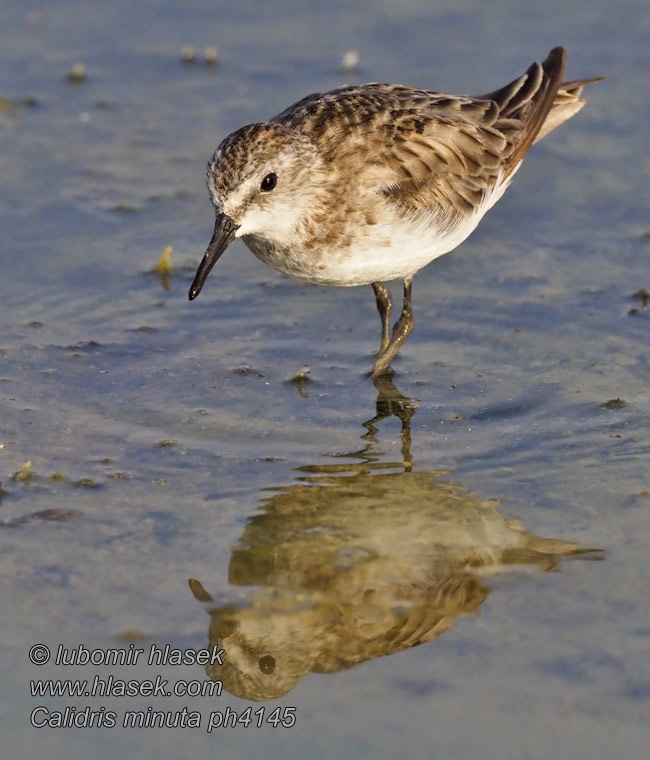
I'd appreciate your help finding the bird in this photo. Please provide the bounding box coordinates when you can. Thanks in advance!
[188,46,602,377]
[189,460,597,701]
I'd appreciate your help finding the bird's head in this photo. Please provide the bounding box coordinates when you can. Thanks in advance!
[189,122,324,300]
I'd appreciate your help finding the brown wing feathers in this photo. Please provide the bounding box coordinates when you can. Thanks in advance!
[486,47,567,178]
[274,47,598,218]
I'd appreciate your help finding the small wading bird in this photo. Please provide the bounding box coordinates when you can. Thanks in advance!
[189,47,601,376]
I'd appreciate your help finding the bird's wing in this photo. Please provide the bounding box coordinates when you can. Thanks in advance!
[275,48,567,226]
[271,90,325,123]
[370,97,512,224]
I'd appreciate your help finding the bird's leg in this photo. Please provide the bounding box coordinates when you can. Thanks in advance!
[371,281,393,355]
[364,374,418,470]
[371,278,414,377]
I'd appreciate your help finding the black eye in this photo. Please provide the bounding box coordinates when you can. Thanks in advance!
[260,172,277,192]
[258,655,276,674]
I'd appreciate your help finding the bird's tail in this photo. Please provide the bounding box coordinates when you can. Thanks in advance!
[480,47,604,177]
[534,75,605,142]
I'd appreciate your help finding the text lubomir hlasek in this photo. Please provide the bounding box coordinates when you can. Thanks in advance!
[53,643,224,667]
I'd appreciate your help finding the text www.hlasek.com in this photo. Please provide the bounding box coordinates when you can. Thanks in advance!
[28,643,297,731]
[30,675,221,699]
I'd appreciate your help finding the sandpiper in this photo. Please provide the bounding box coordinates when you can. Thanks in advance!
[189,47,601,376]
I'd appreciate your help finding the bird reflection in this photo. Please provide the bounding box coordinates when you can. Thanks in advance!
[190,377,599,701]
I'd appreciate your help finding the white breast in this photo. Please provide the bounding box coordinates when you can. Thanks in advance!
[242,169,517,287]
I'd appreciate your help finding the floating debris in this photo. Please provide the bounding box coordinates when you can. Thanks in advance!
[631,287,648,308]
[66,340,100,351]
[158,439,175,448]
[74,477,100,488]
[1,95,38,114]
[182,46,196,64]
[290,365,311,383]
[31,509,81,521]
[188,578,213,603]
[151,245,174,291]
[1,509,82,527]
[288,366,311,398]
[341,50,359,72]
[204,46,219,65]
[12,460,32,482]
[112,202,138,213]
[67,63,86,83]
[49,472,66,481]
[152,245,173,274]
[601,398,627,409]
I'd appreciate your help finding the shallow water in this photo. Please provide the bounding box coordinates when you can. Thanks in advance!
[1,1,649,758]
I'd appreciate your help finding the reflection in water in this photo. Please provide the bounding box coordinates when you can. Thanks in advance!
[190,379,599,702]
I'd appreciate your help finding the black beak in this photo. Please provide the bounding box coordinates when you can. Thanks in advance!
[188,213,239,300]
